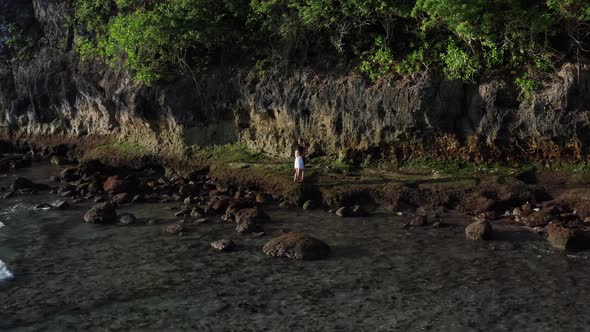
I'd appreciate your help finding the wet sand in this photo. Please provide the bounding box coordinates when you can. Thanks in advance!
[1,164,590,331]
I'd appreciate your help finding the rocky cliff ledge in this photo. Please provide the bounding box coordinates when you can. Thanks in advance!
[1,1,590,164]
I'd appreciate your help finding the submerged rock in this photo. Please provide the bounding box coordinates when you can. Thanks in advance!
[465,220,493,240]
[165,223,185,235]
[84,202,117,224]
[210,239,235,252]
[263,232,331,260]
[118,213,137,225]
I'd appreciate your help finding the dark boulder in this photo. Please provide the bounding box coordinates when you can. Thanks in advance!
[11,177,33,191]
[207,196,231,215]
[210,239,236,252]
[235,207,268,234]
[465,220,493,240]
[112,193,132,204]
[521,211,553,227]
[545,223,588,251]
[103,176,134,195]
[165,223,185,235]
[84,202,117,224]
[263,232,331,260]
[118,213,137,225]
[410,215,428,226]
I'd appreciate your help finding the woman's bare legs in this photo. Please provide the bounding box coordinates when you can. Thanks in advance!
[294,169,299,182]
[298,170,305,182]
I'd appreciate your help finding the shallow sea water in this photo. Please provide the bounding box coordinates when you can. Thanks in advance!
[1,163,590,331]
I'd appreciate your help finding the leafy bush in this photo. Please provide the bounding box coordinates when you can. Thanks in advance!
[73,0,590,88]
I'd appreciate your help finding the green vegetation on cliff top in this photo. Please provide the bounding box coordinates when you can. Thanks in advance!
[71,0,590,93]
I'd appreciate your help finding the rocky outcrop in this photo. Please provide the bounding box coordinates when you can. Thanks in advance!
[1,1,590,164]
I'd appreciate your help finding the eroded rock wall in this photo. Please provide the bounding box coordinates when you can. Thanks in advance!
[1,0,590,162]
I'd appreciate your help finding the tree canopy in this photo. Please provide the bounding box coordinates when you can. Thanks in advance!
[74,0,590,92]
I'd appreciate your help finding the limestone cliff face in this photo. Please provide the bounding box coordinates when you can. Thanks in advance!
[1,0,590,162]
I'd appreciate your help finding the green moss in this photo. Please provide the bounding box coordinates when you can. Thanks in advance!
[86,141,150,160]
[191,144,268,166]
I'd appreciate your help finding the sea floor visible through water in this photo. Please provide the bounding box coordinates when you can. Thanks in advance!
[1,162,590,331]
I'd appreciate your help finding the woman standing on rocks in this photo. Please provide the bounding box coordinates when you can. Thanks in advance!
[294,149,305,183]
[297,137,308,164]
[296,137,307,182]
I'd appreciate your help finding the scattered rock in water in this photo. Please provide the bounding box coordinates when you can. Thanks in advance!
[335,206,352,217]
[103,176,133,195]
[60,167,79,182]
[225,199,255,217]
[11,177,33,191]
[50,155,70,165]
[132,194,144,203]
[521,202,533,217]
[35,203,53,210]
[584,217,590,224]
[235,206,269,234]
[53,201,71,210]
[93,196,106,203]
[335,205,368,217]
[432,220,448,228]
[191,206,206,218]
[194,218,209,225]
[520,211,553,227]
[352,205,369,217]
[256,193,270,204]
[165,223,185,235]
[465,219,493,241]
[410,215,428,226]
[252,231,266,238]
[112,193,132,204]
[118,213,137,225]
[303,200,317,210]
[175,208,191,218]
[545,223,588,251]
[208,196,231,215]
[210,239,235,252]
[263,232,331,260]
[84,202,117,224]
[179,184,198,197]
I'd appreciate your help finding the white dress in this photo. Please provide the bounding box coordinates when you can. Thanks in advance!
[294,156,304,169]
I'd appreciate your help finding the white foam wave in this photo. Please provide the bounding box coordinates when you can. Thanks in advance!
[0,259,14,282]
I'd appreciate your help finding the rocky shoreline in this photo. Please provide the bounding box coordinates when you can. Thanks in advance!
[3,145,590,255]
